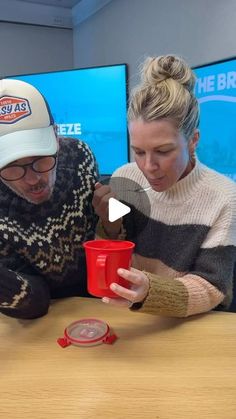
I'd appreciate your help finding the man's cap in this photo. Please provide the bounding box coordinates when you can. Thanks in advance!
[0,78,57,169]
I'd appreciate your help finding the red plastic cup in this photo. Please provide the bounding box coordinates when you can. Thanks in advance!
[83,240,135,297]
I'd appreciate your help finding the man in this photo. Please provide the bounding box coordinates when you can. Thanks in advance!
[0,78,98,319]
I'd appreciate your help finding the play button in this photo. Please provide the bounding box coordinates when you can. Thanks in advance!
[108,197,131,222]
[97,174,151,240]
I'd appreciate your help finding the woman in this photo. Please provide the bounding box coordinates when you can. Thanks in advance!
[92,55,236,317]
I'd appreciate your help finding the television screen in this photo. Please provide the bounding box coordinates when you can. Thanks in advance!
[193,57,236,181]
[8,64,129,176]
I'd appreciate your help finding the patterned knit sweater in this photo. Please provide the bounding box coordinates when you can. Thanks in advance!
[97,160,236,317]
[0,138,98,319]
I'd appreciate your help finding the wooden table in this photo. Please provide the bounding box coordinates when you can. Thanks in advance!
[0,297,236,419]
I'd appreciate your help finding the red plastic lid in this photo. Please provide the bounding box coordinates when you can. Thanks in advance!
[57,318,117,348]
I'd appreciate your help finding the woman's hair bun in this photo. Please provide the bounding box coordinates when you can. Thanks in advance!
[141,55,195,93]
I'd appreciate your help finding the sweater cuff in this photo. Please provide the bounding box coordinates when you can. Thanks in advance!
[95,218,127,240]
[0,270,30,309]
[130,271,189,317]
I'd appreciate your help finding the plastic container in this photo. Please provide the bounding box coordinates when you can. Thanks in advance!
[57,318,117,348]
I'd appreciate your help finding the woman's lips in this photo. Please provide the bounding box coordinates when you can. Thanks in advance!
[147,176,165,185]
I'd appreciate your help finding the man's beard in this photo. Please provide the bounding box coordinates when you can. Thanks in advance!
[2,170,57,205]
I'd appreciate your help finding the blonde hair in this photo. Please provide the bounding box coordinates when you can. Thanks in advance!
[128,55,199,140]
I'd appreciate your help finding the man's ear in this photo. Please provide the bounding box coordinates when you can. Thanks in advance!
[189,129,200,155]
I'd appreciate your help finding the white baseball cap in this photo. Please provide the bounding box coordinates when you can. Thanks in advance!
[0,78,57,169]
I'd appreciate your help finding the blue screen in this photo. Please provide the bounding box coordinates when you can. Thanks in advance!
[9,64,129,175]
[194,58,236,181]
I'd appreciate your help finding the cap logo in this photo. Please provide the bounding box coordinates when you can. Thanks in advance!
[0,95,31,124]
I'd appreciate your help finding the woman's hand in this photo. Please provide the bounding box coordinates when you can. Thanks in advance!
[92,182,122,238]
[92,182,114,222]
[102,267,149,308]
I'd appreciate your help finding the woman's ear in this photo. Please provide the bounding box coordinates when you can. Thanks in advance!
[189,129,200,155]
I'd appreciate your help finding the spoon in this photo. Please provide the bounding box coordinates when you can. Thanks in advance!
[131,186,151,193]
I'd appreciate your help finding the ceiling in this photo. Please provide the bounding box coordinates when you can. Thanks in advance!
[0,0,113,28]
[13,0,82,7]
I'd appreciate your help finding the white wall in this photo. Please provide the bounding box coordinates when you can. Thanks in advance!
[0,22,73,77]
[73,0,236,87]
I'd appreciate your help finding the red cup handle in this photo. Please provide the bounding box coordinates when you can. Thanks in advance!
[96,254,108,289]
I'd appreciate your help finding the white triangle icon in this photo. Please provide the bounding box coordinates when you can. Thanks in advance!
[108,197,131,222]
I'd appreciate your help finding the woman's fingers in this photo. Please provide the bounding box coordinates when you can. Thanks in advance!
[102,296,131,308]
[92,183,115,220]
[110,282,137,301]
[117,268,144,286]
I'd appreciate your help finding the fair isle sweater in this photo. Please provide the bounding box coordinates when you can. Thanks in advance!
[97,160,236,317]
[0,138,98,319]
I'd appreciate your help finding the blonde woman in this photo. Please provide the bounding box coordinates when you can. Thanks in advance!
[93,55,236,317]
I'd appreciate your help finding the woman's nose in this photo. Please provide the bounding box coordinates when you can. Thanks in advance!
[144,156,159,172]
